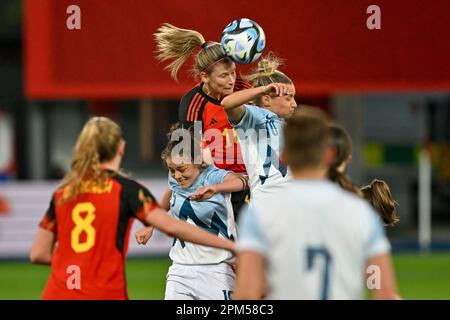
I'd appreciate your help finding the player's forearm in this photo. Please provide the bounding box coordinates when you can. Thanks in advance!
[234,251,266,299]
[172,220,235,252]
[30,229,55,265]
[148,208,235,251]
[367,253,401,300]
[215,175,248,193]
[30,253,52,265]
[221,87,265,110]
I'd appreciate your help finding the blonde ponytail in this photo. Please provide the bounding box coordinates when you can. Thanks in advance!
[154,23,232,80]
[243,54,291,105]
[245,54,291,87]
[154,23,205,80]
[60,117,122,201]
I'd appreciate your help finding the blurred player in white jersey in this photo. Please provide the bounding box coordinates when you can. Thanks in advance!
[136,124,247,300]
[234,114,400,300]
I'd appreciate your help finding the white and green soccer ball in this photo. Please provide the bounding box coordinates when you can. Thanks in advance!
[221,18,266,64]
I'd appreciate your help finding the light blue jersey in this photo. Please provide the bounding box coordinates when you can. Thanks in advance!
[233,105,292,203]
[168,164,237,264]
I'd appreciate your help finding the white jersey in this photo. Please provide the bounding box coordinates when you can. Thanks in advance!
[233,105,292,203]
[168,164,237,265]
[238,179,391,300]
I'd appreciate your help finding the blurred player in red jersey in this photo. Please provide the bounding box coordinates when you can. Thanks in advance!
[29,117,235,300]
[154,24,251,219]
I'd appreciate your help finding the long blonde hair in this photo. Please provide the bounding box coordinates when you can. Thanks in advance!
[60,117,123,201]
[244,54,292,105]
[154,23,233,80]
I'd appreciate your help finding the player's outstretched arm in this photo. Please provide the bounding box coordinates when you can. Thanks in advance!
[221,83,292,122]
[234,251,266,299]
[221,87,261,123]
[366,253,402,300]
[30,228,56,265]
[145,208,235,252]
[189,173,248,201]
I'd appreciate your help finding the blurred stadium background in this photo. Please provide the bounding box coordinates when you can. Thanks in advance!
[0,0,449,299]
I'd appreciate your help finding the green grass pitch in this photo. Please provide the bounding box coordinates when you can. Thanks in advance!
[0,253,449,299]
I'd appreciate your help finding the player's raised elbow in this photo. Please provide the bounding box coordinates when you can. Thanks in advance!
[220,97,240,113]
[220,98,231,110]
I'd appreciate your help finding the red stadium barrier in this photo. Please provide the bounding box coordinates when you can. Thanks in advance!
[24,0,450,99]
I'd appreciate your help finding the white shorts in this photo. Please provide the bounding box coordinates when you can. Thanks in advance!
[165,262,235,300]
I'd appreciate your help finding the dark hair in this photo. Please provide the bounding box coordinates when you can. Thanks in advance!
[328,124,363,196]
[361,179,400,226]
[161,123,203,167]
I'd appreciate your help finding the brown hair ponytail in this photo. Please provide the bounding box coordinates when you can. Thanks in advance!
[361,179,399,226]
[329,166,364,197]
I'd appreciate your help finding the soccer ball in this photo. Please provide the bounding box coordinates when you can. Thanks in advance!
[221,18,266,64]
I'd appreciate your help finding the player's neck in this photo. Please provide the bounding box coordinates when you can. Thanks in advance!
[202,83,222,101]
[101,157,121,172]
[291,167,328,180]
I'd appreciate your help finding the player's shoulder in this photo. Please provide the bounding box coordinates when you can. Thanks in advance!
[203,163,222,174]
[336,189,384,235]
[180,85,202,106]
[53,186,65,199]
[244,104,277,122]
[327,183,364,205]
[332,184,377,218]
[179,84,219,124]
[111,173,148,194]
[234,77,252,91]
[180,84,219,106]
[337,185,368,206]
[200,164,228,183]
[244,104,265,114]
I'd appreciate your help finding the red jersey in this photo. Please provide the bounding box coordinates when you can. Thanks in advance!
[178,80,251,173]
[38,171,159,300]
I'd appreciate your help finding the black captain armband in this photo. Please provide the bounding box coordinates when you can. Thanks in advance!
[237,175,249,191]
